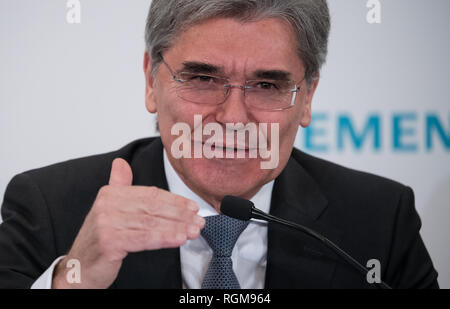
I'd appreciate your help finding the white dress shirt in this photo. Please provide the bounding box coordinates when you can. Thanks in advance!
[31,150,273,289]
[164,150,273,289]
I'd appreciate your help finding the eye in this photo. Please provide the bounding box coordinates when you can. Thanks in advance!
[191,75,216,83]
[256,81,278,90]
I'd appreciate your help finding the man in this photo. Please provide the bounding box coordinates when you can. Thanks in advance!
[0,0,438,289]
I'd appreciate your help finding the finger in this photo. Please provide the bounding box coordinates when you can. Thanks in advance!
[123,230,187,252]
[115,219,202,252]
[112,212,203,240]
[114,186,203,225]
[149,187,200,212]
[109,158,133,186]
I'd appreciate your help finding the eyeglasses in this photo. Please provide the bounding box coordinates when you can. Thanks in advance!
[160,56,303,111]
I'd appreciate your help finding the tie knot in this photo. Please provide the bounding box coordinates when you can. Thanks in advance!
[201,215,249,257]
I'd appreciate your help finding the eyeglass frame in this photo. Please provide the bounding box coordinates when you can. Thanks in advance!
[158,55,304,111]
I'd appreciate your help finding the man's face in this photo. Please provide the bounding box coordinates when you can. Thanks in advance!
[144,17,319,207]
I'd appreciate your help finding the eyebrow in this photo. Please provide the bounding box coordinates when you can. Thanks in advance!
[179,61,292,80]
[253,70,292,81]
[180,61,223,75]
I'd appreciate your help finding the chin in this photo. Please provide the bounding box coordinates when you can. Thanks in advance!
[184,158,267,198]
[196,176,255,199]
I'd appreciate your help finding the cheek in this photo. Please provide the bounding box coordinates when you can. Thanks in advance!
[156,91,216,145]
[279,118,300,149]
[263,110,301,141]
[252,112,300,161]
[156,84,188,126]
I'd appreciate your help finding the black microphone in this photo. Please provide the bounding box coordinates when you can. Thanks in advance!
[221,195,392,289]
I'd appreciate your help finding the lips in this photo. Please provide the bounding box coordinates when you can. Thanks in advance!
[171,116,279,168]
[210,144,250,152]
[194,140,256,151]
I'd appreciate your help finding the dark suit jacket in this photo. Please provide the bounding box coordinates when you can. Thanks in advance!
[0,137,439,288]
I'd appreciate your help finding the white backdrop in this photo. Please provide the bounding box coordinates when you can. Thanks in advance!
[1,0,449,288]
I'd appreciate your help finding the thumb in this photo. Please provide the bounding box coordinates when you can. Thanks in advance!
[108,158,133,186]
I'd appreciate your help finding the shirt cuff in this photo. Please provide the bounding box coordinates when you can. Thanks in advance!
[31,256,66,289]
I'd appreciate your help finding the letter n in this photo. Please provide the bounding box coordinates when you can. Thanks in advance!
[426,114,450,151]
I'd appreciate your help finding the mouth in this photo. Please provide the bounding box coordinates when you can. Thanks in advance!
[191,139,257,160]
[211,144,249,152]
[201,141,256,151]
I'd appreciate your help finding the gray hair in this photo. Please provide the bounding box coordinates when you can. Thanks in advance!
[145,0,330,85]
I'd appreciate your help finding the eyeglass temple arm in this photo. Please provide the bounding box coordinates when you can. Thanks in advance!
[159,54,184,82]
[289,85,301,107]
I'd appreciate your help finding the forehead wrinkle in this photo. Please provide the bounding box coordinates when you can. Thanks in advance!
[228,57,295,81]
[220,57,255,81]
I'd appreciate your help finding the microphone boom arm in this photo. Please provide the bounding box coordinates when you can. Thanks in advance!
[251,206,392,289]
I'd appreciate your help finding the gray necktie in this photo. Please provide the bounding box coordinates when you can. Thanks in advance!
[201,215,249,289]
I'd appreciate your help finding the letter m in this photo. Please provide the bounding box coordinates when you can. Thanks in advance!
[338,114,381,151]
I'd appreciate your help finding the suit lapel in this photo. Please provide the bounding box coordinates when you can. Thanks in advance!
[265,156,343,288]
[112,138,182,288]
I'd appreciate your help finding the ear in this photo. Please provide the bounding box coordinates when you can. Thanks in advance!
[299,72,320,128]
[144,51,157,114]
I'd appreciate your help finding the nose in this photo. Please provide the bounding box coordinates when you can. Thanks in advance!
[215,85,251,125]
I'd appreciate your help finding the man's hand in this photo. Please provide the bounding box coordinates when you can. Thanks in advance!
[52,158,205,289]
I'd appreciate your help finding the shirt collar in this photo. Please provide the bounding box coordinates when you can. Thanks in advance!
[163,149,274,218]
